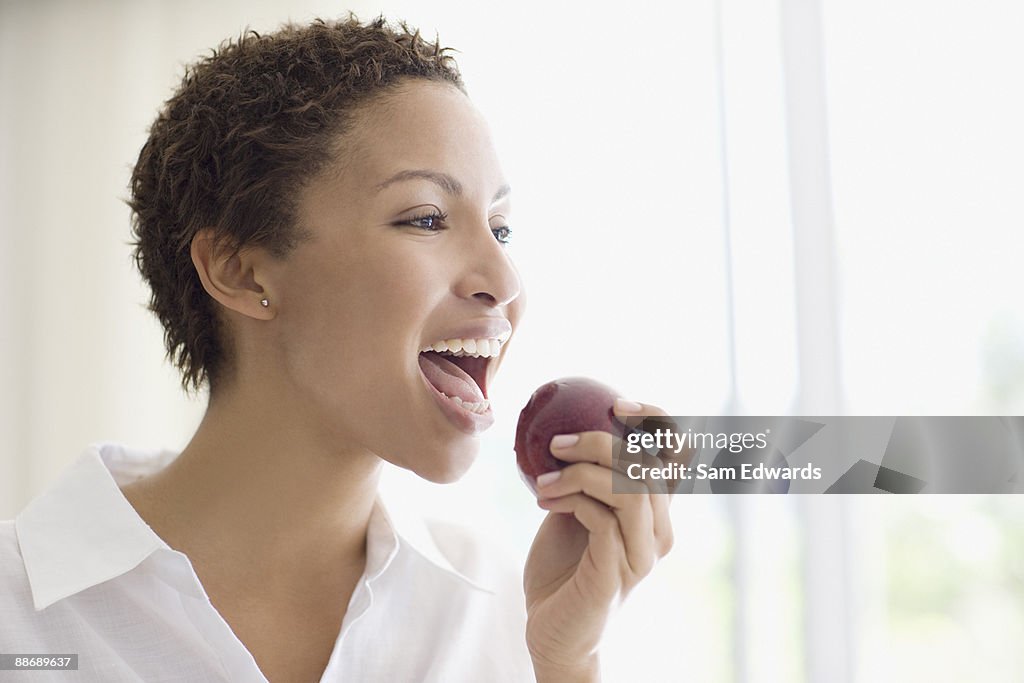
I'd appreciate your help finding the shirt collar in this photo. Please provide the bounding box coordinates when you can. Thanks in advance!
[15,443,174,610]
[16,442,492,611]
[374,490,495,594]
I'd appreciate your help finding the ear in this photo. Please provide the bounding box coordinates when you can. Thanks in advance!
[190,229,275,320]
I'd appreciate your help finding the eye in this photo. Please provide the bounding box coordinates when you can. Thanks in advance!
[402,210,448,231]
[492,225,512,245]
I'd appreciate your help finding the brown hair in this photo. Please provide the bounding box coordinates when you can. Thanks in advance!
[129,14,464,395]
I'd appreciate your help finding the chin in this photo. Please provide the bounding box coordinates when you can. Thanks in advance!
[410,441,479,484]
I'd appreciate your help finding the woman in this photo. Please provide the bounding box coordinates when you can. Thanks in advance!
[1,15,673,682]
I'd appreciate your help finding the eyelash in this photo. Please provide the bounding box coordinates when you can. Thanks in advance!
[402,211,513,245]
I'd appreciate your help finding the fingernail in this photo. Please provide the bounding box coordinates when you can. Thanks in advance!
[536,470,562,487]
[550,434,580,449]
[616,398,644,413]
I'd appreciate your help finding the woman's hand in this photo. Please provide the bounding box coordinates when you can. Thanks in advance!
[523,399,678,682]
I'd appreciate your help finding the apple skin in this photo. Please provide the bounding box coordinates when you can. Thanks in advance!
[515,377,624,492]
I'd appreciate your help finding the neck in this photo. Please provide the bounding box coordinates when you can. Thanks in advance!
[121,376,382,597]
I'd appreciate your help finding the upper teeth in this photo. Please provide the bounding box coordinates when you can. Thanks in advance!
[420,337,505,358]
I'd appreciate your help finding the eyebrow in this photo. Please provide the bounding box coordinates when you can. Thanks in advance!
[375,169,511,203]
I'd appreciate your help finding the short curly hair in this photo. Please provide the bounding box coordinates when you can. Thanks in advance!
[129,14,464,395]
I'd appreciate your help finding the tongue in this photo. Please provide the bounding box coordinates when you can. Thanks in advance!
[418,352,485,403]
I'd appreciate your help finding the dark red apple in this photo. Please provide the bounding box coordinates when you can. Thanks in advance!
[515,377,624,492]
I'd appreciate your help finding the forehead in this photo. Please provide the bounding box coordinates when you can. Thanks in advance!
[340,80,503,190]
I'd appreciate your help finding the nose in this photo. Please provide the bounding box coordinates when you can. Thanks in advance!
[455,225,522,308]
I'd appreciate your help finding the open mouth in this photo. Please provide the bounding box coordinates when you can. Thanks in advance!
[417,337,503,414]
[428,353,490,399]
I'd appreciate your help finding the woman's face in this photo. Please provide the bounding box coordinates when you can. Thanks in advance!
[268,80,524,482]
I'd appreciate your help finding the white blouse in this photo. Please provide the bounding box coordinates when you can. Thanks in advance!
[1,443,534,682]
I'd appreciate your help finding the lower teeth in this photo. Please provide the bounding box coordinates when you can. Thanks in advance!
[442,393,490,414]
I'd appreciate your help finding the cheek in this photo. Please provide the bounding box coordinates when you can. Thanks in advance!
[282,241,435,343]
[272,244,445,428]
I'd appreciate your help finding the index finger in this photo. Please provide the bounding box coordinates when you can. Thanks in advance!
[612,398,670,423]
[549,429,619,471]
[549,428,688,494]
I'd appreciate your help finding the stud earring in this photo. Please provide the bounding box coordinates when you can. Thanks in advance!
[260,298,269,308]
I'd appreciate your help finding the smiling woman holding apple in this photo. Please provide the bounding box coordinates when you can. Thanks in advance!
[0,15,673,682]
